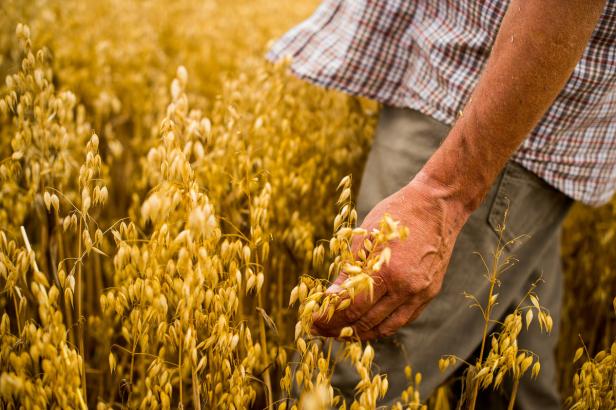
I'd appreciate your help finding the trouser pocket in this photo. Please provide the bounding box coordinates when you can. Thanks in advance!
[487,161,573,246]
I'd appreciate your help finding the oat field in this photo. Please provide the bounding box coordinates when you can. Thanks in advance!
[0,1,614,409]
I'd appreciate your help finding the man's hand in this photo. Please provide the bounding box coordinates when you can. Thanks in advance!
[313,175,470,340]
[313,0,605,340]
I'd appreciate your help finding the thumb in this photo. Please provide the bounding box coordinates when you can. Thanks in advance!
[326,272,348,294]
[311,272,348,329]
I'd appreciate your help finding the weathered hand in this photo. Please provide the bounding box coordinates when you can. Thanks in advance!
[313,175,470,340]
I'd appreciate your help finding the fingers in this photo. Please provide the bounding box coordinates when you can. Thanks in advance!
[358,299,429,340]
[350,294,401,334]
[329,271,348,289]
[311,230,390,337]
[313,280,387,336]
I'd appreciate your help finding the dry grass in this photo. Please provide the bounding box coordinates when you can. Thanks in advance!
[0,1,614,409]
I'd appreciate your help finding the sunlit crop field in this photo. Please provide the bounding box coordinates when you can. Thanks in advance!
[0,1,614,409]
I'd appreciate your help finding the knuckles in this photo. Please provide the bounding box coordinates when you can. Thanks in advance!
[376,326,396,338]
[354,315,377,332]
[425,282,442,299]
[397,275,431,298]
[342,305,363,323]
[376,310,412,338]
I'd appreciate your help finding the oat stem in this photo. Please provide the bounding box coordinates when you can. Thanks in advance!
[127,329,138,404]
[54,215,76,347]
[179,325,184,407]
[191,349,202,410]
[326,338,334,378]
[12,296,21,335]
[14,226,30,334]
[76,217,87,402]
[257,289,273,409]
[469,227,505,410]
[508,378,520,410]
[252,219,273,410]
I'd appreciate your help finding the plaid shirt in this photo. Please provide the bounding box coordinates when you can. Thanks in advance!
[268,0,616,206]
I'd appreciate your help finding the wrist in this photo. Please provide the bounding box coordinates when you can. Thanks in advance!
[413,121,503,216]
[403,171,474,231]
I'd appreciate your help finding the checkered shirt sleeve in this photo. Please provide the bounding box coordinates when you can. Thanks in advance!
[268,0,616,206]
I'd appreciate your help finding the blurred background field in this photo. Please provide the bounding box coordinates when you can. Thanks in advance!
[0,0,613,408]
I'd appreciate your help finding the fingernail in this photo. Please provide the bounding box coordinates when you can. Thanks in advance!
[326,284,342,294]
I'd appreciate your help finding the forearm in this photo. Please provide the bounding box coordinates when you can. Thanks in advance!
[415,0,605,217]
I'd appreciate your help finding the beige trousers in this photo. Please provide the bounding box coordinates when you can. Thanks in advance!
[330,106,573,409]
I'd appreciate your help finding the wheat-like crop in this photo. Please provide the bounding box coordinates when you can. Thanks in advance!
[447,219,551,410]
[0,1,614,409]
